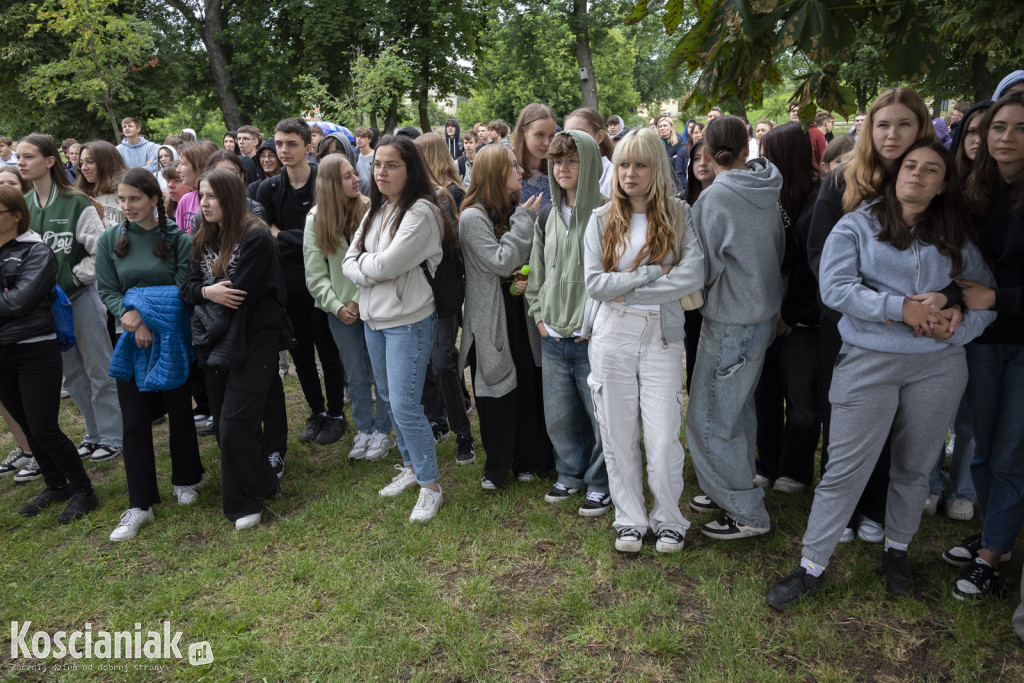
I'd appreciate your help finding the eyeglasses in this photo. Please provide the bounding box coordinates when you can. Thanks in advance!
[551,158,580,169]
[511,161,522,172]
[372,161,405,174]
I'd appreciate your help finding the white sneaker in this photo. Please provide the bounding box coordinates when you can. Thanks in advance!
[923,493,940,515]
[773,476,805,494]
[364,432,397,462]
[945,436,955,457]
[235,512,261,530]
[110,508,154,542]
[857,517,884,543]
[481,477,497,490]
[348,432,373,461]
[839,527,855,543]
[655,529,685,553]
[946,498,975,521]
[173,485,199,505]
[516,472,537,482]
[409,485,443,523]
[0,448,31,476]
[753,474,771,490]
[379,465,417,497]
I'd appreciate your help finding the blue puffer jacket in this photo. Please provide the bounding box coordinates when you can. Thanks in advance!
[109,285,194,391]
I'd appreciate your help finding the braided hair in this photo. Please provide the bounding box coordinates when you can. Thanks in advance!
[114,168,172,259]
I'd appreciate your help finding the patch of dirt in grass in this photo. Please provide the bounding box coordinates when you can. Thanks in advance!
[499,563,559,593]
[833,616,953,681]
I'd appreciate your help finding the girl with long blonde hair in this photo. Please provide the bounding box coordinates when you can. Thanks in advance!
[582,128,704,554]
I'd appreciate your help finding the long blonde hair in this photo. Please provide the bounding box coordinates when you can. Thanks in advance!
[415,132,463,190]
[602,128,676,272]
[314,155,367,256]
[841,87,934,213]
[463,145,518,236]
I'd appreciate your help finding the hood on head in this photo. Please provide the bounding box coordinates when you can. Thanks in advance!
[681,118,699,145]
[951,100,993,155]
[157,145,179,163]
[319,132,358,167]
[445,119,461,139]
[258,139,278,160]
[994,70,1024,100]
[711,158,783,209]
[548,129,605,232]
[395,126,421,140]
[181,128,197,140]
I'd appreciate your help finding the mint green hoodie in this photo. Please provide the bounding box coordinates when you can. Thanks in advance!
[524,130,606,336]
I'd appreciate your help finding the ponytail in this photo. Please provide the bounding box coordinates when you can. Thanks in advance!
[113,219,131,258]
[152,198,171,259]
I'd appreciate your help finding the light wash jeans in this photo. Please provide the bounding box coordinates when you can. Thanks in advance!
[541,336,607,494]
[327,315,391,435]
[588,302,687,535]
[64,284,122,447]
[928,390,975,501]
[967,343,1024,555]
[364,313,439,486]
[685,317,775,528]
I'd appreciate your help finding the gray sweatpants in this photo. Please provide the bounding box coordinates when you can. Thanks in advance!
[801,343,967,566]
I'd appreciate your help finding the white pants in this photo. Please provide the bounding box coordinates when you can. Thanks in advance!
[588,302,688,535]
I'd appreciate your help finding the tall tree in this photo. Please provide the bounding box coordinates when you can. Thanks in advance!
[571,0,599,110]
[26,0,157,138]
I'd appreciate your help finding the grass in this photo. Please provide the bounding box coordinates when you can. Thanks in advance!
[2,375,1024,681]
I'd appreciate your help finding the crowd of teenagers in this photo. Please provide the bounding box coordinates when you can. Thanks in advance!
[2,68,1024,628]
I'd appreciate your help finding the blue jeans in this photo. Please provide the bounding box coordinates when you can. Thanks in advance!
[541,336,606,494]
[967,343,1024,555]
[364,314,439,486]
[685,317,775,528]
[928,390,975,501]
[327,315,391,435]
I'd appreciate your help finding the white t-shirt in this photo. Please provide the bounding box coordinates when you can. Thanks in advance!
[616,213,659,311]
[543,197,583,338]
[599,156,614,197]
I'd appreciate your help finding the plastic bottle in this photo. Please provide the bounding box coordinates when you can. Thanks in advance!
[510,265,530,296]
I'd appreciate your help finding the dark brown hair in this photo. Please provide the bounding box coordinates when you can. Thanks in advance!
[965,92,1024,216]
[191,168,264,277]
[759,123,819,219]
[565,107,614,161]
[76,140,127,196]
[0,184,31,234]
[702,116,749,167]
[114,168,171,259]
[512,103,556,179]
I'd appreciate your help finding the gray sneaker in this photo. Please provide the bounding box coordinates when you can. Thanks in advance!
[364,432,397,462]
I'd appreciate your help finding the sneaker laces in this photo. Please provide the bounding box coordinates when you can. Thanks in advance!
[268,452,284,469]
[2,449,23,466]
[659,529,683,543]
[552,483,571,494]
[413,487,438,511]
[618,527,641,541]
[585,491,607,504]
[118,508,146,526]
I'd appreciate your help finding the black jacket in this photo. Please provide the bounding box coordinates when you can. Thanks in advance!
[0,233,58,345]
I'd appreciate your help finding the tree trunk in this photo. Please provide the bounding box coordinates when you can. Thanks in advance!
[369,111,378,130]
[201,0,247,130]
[972,52,991,101]
[572,0,598,111]
[418,58,431,133]
[384,97,400,135]
[102,89,119,140]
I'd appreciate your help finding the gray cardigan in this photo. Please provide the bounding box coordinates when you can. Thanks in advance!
[458,204,541,398]
[582,199,705,342]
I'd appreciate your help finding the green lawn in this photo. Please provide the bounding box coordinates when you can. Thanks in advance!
[2,377,1023,681]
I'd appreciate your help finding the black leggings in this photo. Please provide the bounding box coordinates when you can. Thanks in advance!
[0,339,91,493]
[286,297,346,417]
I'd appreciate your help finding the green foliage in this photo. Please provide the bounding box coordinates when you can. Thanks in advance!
[147,97,230,144]
[838,25,885,113]
[24,0,158,138]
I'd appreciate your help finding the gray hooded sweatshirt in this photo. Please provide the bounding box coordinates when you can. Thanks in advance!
[820,201,997,353]
[691,158,784,324]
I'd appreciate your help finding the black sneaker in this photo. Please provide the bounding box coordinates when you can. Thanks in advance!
[766,566,826,611]
[19,486,71,516]
[701,513,769,540]
[544,483,580,503]
[431,421,451,444]
[942,533,1012,567]
[953,558,1000,602]
[298,414,326,443]
[268,452,285,480]
[455,435,476,465]
[579,491,612,517]
[197,419,217,437]
[57,489,99,524]
[314,414,348,445]
[689,495,722,514]
[89,444,122,462]
[615,527,643,553]
[876,549,914,596]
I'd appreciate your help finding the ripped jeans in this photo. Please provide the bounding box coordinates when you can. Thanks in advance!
[685,316,776,528]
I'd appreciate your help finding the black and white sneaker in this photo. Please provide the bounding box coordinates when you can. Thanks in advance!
[89,444,122,462]
[455,435,476,465]
[13,458,42,483]
[76,441,99,459]
[431,421,451,444]
[701,514,769,540]
[615,527,643,553]
[953,558,1000,602]
[655,529,685,553]
[298,414,326,443]
[689,495,722,514]
[578,491,611,517]
[544,482,580,503]
[942,533,1012,567]
[0,448,31,476]
[268,452,284,480]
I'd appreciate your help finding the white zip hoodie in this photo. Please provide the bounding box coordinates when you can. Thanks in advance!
[341,198,442,331]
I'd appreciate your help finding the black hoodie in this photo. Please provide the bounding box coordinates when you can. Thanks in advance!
[444,118,463,160]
